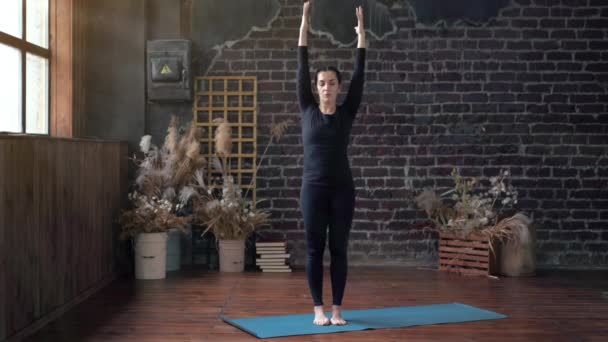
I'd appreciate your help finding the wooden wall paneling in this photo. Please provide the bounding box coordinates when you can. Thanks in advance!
[87,143,102,287]
[5,139,41,336]
[1,137,127,340]
[97,144,106,280]
[56,141,71,305]
[67,142,77,303]
[1,140,8,340]
[58,142,74,303]
[118,144,128,271]
[101,144,109,277]
[102,143,112,279]
[103,144,119,276]
[77,143,87,292]
[93,143,106,285]
[37,139,53,314]
[110,145,120,273]
[38,139,66,316]
[75,143,88,294]
[113,144,123,274]
[55,141,70,305]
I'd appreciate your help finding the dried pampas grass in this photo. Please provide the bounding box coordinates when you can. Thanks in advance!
[415,189,442,218]
[121,116,208,238]
[270,120,292,142]
[191,176,270,240]
[213,118,232,157]
[242,119,292,200]
[487,213,532,246]
[135,165,164,198]
[213,118,232,179]
[173,122,206,190]
[188,118,292,241]
[139,135,152,153]
[163,116,179,155]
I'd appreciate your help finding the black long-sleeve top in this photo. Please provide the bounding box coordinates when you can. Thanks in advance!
[297,46,366,187]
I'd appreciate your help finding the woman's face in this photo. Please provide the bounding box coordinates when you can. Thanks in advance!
[316,71,340,105]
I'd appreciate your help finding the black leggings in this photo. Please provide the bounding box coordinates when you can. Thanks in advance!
[300,183,355,306]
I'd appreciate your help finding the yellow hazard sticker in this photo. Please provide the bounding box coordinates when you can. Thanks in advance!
[160,64,172,74]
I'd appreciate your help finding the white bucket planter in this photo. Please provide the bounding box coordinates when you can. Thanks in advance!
[134,232,168,279]
[219,239,245,272]
[166,229,181,271]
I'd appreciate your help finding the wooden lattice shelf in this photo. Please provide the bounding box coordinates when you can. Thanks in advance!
[193,76,258,203]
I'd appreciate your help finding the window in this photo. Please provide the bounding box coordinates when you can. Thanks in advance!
[0,0,50,134]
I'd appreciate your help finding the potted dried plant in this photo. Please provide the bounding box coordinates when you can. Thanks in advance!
[118,117,206,278]
[414,169,534,276]
[189,118,290,272]
[118,192,190,279]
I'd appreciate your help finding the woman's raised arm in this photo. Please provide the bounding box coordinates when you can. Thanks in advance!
[297,1,316,111]
[343,5,366,115]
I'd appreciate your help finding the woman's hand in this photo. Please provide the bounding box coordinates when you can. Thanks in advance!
[299,1,311,46]
[355,6,365,48]
[355,6,364,36]
[302,1,311,30]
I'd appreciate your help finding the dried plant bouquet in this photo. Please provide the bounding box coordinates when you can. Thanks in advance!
[188,118,291,240]
[118,116,206,239]
[191,174,270,240]
[119,192,190,239]
[415,168,531,246]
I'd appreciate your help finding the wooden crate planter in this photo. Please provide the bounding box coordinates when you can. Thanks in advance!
[439,233,499,276]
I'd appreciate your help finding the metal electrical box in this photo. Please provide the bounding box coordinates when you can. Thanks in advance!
[146,40,192,101]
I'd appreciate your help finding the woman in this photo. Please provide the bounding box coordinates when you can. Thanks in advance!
[297,0,366,326]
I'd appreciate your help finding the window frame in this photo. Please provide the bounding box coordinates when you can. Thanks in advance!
[0,0,51,135]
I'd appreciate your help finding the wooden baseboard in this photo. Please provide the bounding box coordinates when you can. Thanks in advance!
[5,273,117,342]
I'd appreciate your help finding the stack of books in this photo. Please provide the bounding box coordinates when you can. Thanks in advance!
[255,240,292,272]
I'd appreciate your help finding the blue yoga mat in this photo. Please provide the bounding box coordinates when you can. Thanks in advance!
[222,303,506,339]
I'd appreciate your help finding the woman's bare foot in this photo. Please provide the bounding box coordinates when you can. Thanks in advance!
[330,305,347,325]
[313,306,330,326]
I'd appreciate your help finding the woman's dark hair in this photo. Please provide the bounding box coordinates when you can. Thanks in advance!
[314,66,342,85]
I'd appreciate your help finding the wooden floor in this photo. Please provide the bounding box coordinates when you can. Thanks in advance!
[21,266,608,342]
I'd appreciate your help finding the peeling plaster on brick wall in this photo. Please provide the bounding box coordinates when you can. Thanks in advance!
[310,0,397,46]
[190,0,281,73]
[405,0,511,26]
